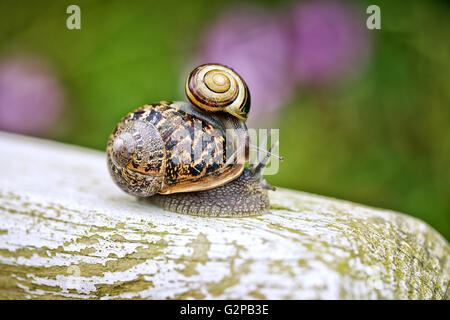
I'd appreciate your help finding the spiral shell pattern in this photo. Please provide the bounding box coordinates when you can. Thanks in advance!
[185,64,251,121]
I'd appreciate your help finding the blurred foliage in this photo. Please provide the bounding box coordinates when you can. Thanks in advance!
[0,0,449,240]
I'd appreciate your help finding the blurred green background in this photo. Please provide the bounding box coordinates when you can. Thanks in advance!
[0,0,449,240]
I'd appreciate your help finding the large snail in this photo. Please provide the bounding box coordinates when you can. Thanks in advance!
[107,64,276,217]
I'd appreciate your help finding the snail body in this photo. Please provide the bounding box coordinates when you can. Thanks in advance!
[107,64,276,217]
[150,167,271,217]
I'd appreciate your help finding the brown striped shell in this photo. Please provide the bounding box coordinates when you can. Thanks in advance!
[107,101,248,197]
[185,64,251,121]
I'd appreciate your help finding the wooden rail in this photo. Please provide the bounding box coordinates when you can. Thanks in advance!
[0,132,448,299]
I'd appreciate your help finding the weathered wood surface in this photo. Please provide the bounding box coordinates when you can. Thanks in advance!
[0,131,448,300]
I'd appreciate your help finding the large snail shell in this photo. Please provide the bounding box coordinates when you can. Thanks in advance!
[107,101,247,197]
[185,64,251,121]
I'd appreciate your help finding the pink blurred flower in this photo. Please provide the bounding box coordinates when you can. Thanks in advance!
[0,55,65,134]
[195,6,294,125]
[289,0,371,85]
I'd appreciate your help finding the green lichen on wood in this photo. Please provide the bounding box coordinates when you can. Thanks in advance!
[206,242,252,297]
[269,191,450,299]
[94,275,154,299]
[175,233,211,277]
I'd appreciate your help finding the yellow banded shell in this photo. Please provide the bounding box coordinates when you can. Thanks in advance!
[185,64,251,121]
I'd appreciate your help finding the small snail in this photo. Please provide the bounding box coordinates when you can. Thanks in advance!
[186,64,251,121]
[107,64,276,217]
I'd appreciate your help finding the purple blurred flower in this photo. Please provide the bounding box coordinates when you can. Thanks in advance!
[0,55,65,134]
[289,0,371,85]
[195,6,294,125]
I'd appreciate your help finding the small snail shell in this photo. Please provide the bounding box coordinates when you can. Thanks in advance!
[185,64,251,121]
